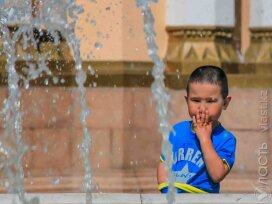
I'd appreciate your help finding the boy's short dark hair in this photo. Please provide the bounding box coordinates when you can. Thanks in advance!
[186,65,229,98]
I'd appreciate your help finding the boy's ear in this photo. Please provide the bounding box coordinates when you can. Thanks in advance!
[184,95,188,103]
[223,96,232,110]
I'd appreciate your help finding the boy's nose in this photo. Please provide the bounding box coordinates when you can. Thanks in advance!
[199,103,206,111]
[198,104,206,112]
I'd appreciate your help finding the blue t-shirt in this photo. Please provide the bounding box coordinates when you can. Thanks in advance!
[160,120,236,193]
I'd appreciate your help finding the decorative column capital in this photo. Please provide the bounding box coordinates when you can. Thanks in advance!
[165,26,238,75]
[250,28,272,41]
[167,26,233,40]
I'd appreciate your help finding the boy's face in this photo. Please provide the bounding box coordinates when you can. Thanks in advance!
[185,82,231,127]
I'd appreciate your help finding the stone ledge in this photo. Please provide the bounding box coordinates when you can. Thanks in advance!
[0,60,271,88]
[0,193,268,204]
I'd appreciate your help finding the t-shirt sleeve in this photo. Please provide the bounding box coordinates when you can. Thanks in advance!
[217,136,236,170]
[160,154,165,162]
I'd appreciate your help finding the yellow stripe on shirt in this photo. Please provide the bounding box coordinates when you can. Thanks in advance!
[158,182,168,190]
[160,155,164,162]
[222,159,231,170]
[175,183,208,193]
[158,182,208,193]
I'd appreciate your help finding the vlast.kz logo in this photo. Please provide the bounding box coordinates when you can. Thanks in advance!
[173,163,196,183]
[253,185,272,203]
[253,142,271,203]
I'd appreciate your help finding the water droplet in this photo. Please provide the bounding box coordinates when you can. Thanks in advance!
[90,19,96,26]
[25,83,30,89]
[44,79,49,86]
[52,177,60,185]
[88,65,95,75]
[94,183,99,190]
[95,42,102,50]
[43,146,48,154]
[53,77,59,84]
[239,163,246,172]
[4,181,9,188]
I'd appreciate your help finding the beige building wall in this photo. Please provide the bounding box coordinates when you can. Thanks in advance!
[76,0,168,62]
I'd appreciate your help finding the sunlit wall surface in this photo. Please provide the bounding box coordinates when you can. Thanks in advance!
[250,0,272,27]
[166,0,234,26]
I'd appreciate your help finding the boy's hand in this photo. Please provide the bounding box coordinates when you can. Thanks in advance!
[192,108,213,143]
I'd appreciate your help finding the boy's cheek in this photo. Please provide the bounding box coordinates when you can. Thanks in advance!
[188,106,198,113]
[188,111,196,118]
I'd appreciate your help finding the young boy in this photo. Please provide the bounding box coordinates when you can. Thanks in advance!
[157,65,236,193]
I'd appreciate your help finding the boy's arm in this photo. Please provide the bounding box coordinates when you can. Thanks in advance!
[157,160,170,193]
[157,161,166,184]
[193,110,229,183]
[199,139,229,183]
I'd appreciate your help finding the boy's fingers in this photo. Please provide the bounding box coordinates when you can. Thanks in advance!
[201,111,205,123]
[196,110,201,123]
[193,115,196,125]
[205,110,209,124]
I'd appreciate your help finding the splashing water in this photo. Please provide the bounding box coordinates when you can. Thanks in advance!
[136,1,175,204]
[0,1,93,204]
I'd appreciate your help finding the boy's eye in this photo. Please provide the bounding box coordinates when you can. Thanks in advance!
[206,99,217,103]
[191,99,200,102]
